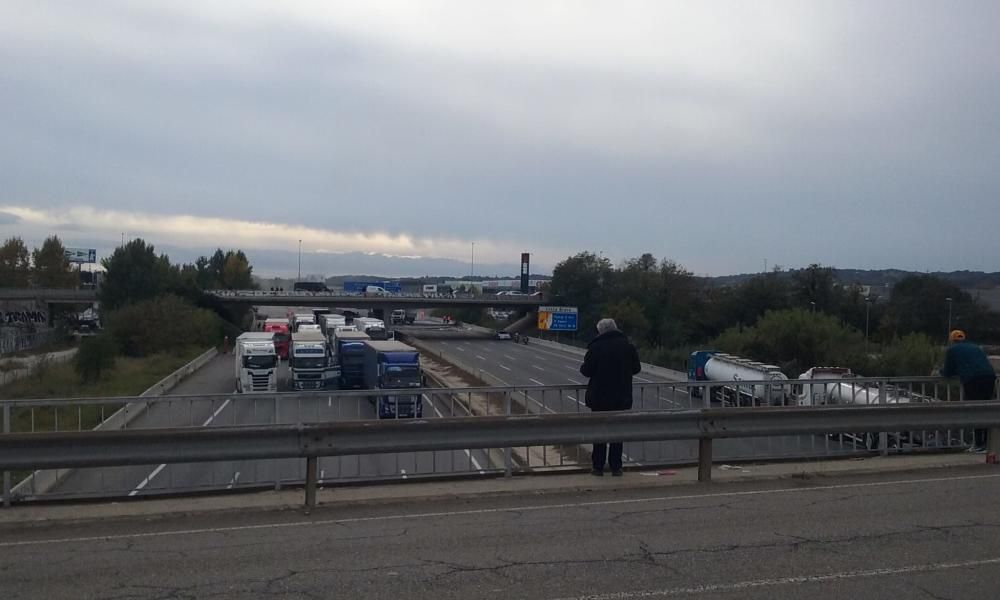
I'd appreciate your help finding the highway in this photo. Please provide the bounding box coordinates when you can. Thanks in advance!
[48,329,494,498]
[5,467,1000,599]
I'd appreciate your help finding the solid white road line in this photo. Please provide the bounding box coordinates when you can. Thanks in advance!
[7,473,998,548]
[128,464,167,497]
[423,395,485,473]
[130,398,233,497]
[551,557,1000,599]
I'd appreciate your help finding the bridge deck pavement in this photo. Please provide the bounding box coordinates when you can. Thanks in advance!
[1,454,996,600]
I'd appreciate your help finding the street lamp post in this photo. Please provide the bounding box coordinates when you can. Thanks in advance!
[471,242,475,278]
[946,297,953,340]
[864,297,871,354]
[810,301,816,313]
[298,240,302,280]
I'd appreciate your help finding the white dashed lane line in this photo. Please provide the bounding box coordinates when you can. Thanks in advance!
[499,364,511,371]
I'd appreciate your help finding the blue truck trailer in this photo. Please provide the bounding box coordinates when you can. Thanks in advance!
[362,340,424,418]
[335,330,371,389]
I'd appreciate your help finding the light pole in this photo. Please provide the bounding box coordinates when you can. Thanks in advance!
[471,242,475,278]
[810,301,816,313]
[864,296,871,354]
[297,239,302,280]
[946,297,953,340]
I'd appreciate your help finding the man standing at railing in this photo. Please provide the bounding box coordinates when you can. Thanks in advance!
[942,329,997,451]
[581,318,641,476]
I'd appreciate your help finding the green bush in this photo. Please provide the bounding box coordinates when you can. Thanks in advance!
[75,334,119,382]
[714,308,872,377]
[106,295,223,357]
[875,333,941,377]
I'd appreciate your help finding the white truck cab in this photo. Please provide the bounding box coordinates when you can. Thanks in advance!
[234,332,278,393]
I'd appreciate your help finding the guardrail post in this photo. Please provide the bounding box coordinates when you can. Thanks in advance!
[698,438,712,482]
[703,384,711,408]
[503,391,512,477]
[305,456,318,509]
[2,401,10,507]
[878,383,888,456]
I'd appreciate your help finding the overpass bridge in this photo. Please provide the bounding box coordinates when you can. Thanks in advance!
[205,290,544,310]
[0,288,97,305]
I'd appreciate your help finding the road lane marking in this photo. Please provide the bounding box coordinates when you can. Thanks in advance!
[499,364,511,371]
[130,398,233,497]
[551,557,1000,599]
[529,378,546,386]
[567,377,583,384]
[635,376,652,383]
[8,473,1000,548]
[503,355,516,361]
[423,395,485,473]
[533,365,545,371]
[400,469,408,480]
[476,355,487,361]
[226,471,241,490]
[128,464,166,497]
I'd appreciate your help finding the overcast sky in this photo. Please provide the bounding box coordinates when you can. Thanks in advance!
[2,1,998,276]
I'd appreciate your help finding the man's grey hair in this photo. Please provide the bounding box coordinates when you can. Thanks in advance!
[596,318,618,334]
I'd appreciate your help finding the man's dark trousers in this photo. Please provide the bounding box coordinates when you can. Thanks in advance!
[965,375,997,446]
[592,442,623,473]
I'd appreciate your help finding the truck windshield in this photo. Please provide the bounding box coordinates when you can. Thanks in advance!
[384,365,420,383]
[293,357,326,369]
[243,355,276,369]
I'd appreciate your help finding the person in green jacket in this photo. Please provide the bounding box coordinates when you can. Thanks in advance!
[941,329,996,449]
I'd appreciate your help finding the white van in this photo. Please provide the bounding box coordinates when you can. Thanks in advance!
[365,285,389,296]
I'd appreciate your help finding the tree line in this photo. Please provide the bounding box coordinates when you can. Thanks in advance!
[547,253,1000,376]
[0,236,80,288]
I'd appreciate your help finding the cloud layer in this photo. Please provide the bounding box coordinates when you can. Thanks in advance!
[2,1,999,275]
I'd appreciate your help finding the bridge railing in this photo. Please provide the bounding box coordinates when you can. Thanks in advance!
[2,376,989,504]
[3,401,999,508]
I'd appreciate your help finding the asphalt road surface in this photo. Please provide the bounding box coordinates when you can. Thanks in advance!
[5,467,1000,599]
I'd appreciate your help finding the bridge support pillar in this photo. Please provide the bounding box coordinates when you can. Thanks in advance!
[304,456,318,509]
[698,438,712,483]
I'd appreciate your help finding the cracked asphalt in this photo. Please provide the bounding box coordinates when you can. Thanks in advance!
[3,466,1000,599]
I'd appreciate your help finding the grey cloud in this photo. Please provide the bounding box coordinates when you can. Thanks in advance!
[2,1,999,275]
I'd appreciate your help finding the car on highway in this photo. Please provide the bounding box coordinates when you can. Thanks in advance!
[496,330,512,340]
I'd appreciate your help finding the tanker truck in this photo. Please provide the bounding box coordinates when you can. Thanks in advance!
[687,351,790,406]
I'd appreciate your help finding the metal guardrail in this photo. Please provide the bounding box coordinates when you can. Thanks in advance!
[2,402,999,508]
[0,376,985,503]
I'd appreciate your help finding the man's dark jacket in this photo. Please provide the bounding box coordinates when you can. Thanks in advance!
[580,330,641,411]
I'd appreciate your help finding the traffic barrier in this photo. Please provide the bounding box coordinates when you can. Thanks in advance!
[3,403,1000,508]
[6,347,218,502]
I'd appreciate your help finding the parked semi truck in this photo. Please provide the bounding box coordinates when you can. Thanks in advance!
[234,332,278,393]
[362,340,424,418]
[262,318,291,360]
[290,331,329,390]
[335,330,371,389]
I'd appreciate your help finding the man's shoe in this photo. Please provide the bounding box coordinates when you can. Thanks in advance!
[590,469,604,477]
[611,470,624,477]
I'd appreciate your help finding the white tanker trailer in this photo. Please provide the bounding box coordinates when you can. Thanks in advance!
[687,351,790,406]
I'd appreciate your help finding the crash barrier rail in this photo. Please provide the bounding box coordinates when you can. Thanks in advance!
[0,376,993,503]
[3,402,1000,508]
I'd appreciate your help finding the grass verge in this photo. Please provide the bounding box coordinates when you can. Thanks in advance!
[2,346,205,433]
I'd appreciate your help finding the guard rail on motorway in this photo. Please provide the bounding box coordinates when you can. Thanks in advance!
[0,376,987,504]
[2,402,999,508]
